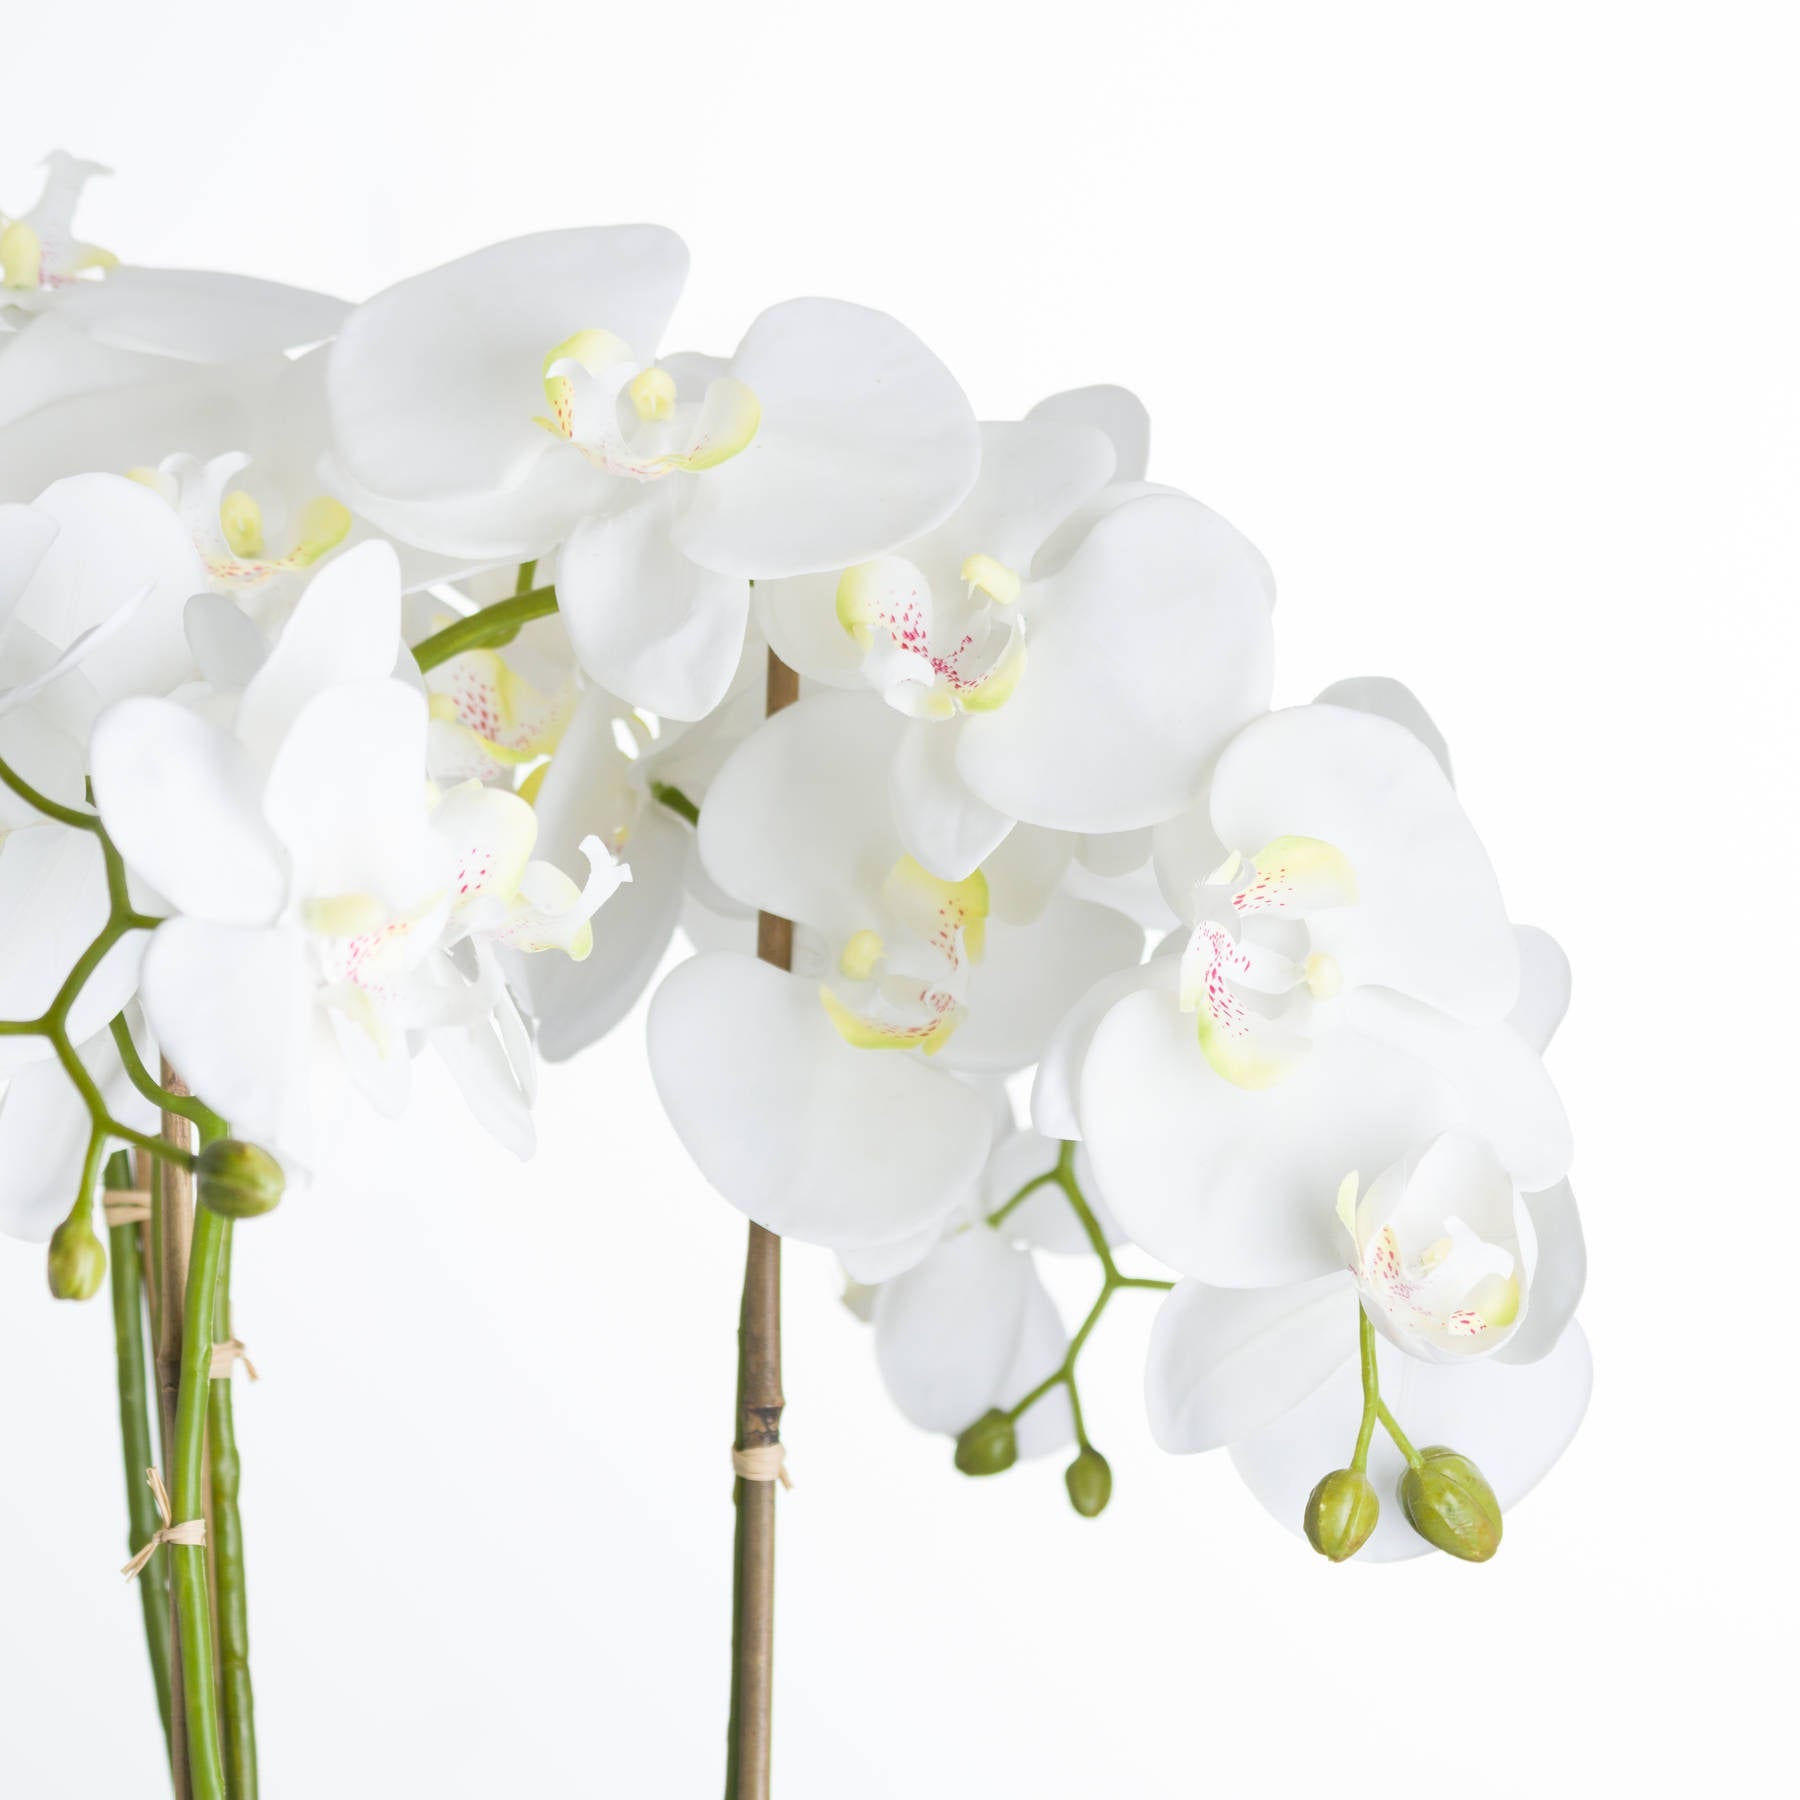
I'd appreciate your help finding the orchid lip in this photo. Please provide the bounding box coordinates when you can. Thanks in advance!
[533,328,761,481]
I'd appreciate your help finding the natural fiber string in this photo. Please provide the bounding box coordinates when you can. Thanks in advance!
[731,1444,793,1489]
[209,1338,259,1381]
[120,1467,206,1580]
[102,1188,152,1227]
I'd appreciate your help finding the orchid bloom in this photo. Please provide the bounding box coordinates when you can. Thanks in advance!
[89,542,623,1165]
[501,637,765,1062]
[648,690,1143,1259]
[323,228,981,719]
[416,606,576,789]
[757,394,1276,880]
[0,152,117,310]
[1068,689,1572,1288]
[1135,923,1587,1560]
[0,473,207,745]
[1,151,341,343]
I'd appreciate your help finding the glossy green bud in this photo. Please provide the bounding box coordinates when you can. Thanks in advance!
[1064,1447,1113,1517]
[47,1214,106,1301]
[197,1139,285,1220]
[1399,1446,1503,1562]
[953,1409,1018,1476]
[1303,1468,1380,1561]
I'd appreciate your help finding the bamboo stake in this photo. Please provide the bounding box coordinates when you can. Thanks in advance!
[725,649,798,1800]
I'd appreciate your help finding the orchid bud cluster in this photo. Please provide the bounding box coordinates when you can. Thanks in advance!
[2,139,1585,1666]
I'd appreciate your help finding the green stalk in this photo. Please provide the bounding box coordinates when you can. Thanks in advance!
[411,587,558,671]
[208,1225,257,1799]
[171,1207,230,1800]
[107,1154,174,1759]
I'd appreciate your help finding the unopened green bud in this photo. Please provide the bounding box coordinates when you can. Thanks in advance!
[1303,1468,1380,1561]
[197,1139,285,1220]
[1064,1447,1112,1517]
[47,1214,106,1301]
[953,1409,1017,1477]
[1399,1446,1503,1562]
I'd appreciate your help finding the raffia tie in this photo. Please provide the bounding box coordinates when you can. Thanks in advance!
[209,1338,260,1381]
[120,1468,206,1580]
[102,1188,152,1227]
[731,1444,793,1489]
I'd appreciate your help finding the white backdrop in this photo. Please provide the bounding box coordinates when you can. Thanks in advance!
[2,3,1793,1794]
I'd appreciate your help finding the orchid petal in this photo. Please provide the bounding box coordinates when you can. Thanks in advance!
[11,473,206,711]
[556,489,750,721]
[327,228,689,507]
[51,268,347,361]
[1509,924,1572,1053]
[139,919,314,1163]
[647,953,992,1249]
[874,1228,1035,1435]
[942,895,1144,1075]
[1030,956,1179,1141]
[91,698,289,926]
[1498,1181,1586,1366]
[1079,987,1460,1285]
[1313,675,1453,780]
[236,540,403,770]
[956,492,1275,834]
[1146,1276,1355,1453]
[888,716,1014,883]
[671,299,979,579]
[1210,705,1517,1021]
[1026,385,1150,482]
[698,690,904,935]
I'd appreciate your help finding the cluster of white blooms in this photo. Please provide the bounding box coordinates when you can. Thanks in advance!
[0,153,1585,1564]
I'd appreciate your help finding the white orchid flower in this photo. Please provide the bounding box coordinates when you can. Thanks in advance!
[412,604,577,789]
[756,394,1275,880]
[647,690,1143,1259]
[0,346,482,631]
[502,639,764,1062]
[0,473,207,743]
[695,690,1145,1072]
[1,152,344,361]
[1066,688,1572,1287]
[1137,904,1586,1563]
[0,152,118,313]
[322,228,980,719]
[1155,700,1523,1091]
[89,542,623,1165]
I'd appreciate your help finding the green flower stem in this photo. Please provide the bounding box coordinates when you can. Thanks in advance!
[513,558,538,597]
[107,1152,174,1759]
[0,753,190,1300]
[171,1206,230,1800]
[0,750,98,831]
[110,1017,228,1141]
[995,1142,1173,1445]
[1351,1307,1380,1471]
[410,586,559,672]
[1348,1303,1423,1470]
[1376,1399,1423,1469]
[208,1221,257,1800]
[648,781,700,827]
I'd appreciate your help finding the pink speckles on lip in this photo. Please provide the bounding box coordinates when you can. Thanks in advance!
[1185,920,1256,1040]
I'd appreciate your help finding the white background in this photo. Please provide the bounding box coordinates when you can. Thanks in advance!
[2,3,1794,1794]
